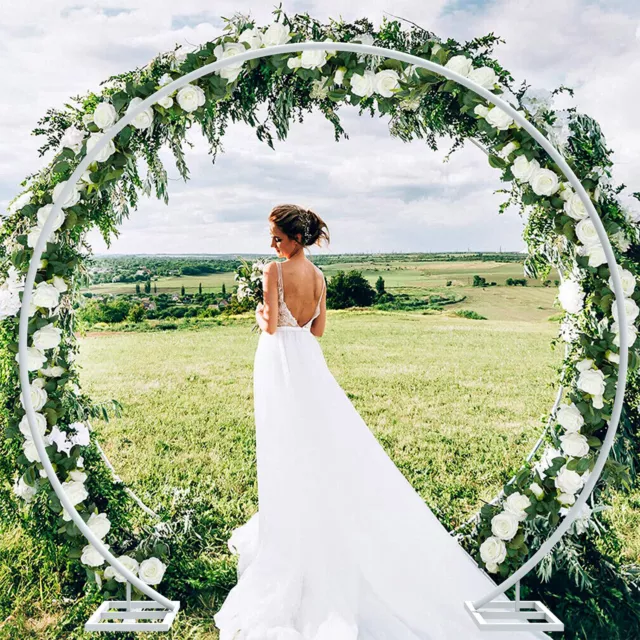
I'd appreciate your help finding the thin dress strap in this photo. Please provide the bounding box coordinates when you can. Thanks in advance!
[275,261,283,300]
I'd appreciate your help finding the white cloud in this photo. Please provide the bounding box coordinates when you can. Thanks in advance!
[1,0,638,255]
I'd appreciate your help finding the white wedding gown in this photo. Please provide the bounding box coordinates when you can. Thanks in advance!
[214,261,552,640]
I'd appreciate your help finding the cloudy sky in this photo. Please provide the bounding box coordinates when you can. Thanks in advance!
[1,0,639,256]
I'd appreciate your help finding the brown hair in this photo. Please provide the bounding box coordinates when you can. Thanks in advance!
[269,204,330,249]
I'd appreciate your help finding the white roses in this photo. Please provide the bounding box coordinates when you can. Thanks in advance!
[32,323,63,351]
[509,154,560,196]
[480,535,506,573]
[558,277,585,314]
[92,102,117,130]
[59,126,85,155]
[556,401,585,433]
[261,22,291,47]
[126,97,154,130]
[176,84,206,113]
[0,266,25,321]
[214,41,248,82]
[474,104,513,130]
[350,69,400,98]
[576,358,606,409]
[86,132,116,163]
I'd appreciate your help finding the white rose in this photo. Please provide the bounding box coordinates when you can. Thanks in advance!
[176,84,206,113]
[529,482,544,499]
[491,510,520,541]
[36,204,66,233]
[32,281,60,310]
[33,323,63,350]
[19,411,48,440]
[612,296,639,326]
[20,378,48,412]
[504,492,531,521]
[92,102,117,130]
[82,113,94,128]
[88,512,111,540]
[479,535,506,568]
[27,225,58,250]
[39,365,66,377]
[59,126,85,154]
[52,180,81,209]
[16,346,47,372]
[606,349,620,364]
[559,183,574,201]
[157,95,173,109]
[23,439,42,462]
[444,54,473,77]
[575,218,600,247]
[350,70,376,97]
[353,33,374,47]
[238,27,263,50]
[70,421,91,446]
[467,66,497,89]
[608,265,636,298]
[81,543,108,567]
[577,366,606,398]
[138,557,167,585]
[213,42,247,82]
[373,69,400,97]
[579,242,607,268]
[0,289,21,320]
[126,97,154,130]
[576,358,594,372]
[557,492,576,506]
[556,402,584,433]
[334,68,345,86]
[558,278,585,314]
[110,555,140,582]
[563,192,588,221]
[555,465,585,495]
[13,476,37,502]
[52,276,68,293]
[61,478,89,507]
[560,431,590,458]
[86,132,116,163]
[69,469,87,483]
[533,445,564,479]
[485,106,514,130]
[300,49,327,70]
[497,141,519,161]
[474,104,490,118]
[529,167,560,196]
[511,155,540,182]
[287,55,302,69]
[261,22,291,47]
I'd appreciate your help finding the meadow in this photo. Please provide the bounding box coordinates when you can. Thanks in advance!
[2,260,638,639]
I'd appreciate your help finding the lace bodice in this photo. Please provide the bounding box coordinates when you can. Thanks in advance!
[276,261,325,329]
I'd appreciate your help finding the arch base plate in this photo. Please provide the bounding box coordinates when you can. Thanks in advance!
[464,599,564,632]
[85,599,180,632]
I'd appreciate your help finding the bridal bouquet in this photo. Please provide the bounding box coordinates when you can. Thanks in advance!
[234,258,268,332]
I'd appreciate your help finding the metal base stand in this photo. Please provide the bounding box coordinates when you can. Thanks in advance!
[465,579,564,632]
[85,582,180,632]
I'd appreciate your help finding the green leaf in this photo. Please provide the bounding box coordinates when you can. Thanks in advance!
[112,91,129,113]
[415,67,442,84]
[118,126,133,147]
[488,154,507,169]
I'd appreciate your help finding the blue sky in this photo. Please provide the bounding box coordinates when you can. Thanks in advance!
[1,0,639,256]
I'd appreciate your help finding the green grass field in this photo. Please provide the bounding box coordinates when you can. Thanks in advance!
[3,265,638,639]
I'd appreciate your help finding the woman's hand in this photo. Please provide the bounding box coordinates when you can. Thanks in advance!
[255,302,264,320]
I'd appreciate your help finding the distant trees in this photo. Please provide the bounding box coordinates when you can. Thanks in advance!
[506,278,527,286]
[375,275,385,296]
[144,279,151,294]
[327,270,376,309]
[135,283,141,295]
[181,285,186,296]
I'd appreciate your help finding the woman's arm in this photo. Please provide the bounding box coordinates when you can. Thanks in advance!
[255,262,278,334]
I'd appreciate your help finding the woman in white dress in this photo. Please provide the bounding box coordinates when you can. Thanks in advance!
[214,204,551,640]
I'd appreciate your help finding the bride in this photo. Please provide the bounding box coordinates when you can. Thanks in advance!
[214,204,551,640]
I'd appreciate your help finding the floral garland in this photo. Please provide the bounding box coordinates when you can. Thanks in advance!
[1,6,639,609]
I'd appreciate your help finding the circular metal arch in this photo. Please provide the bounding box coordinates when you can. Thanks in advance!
[18,40,629,612]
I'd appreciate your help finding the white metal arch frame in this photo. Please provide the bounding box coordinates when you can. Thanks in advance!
[18,40,629,621]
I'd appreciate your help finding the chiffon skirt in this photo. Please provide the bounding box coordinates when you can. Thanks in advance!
[213,326,551,640]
